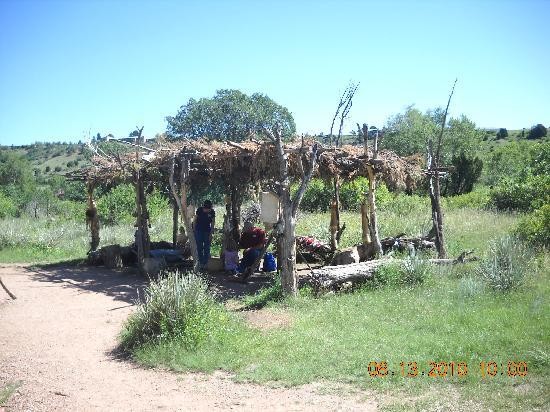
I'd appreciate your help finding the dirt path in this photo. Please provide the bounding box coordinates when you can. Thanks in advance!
[0,265,375,411]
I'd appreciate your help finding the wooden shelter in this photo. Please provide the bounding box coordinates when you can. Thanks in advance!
[72,136,423,295]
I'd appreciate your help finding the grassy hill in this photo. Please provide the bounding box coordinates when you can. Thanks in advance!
[1,142,90,176]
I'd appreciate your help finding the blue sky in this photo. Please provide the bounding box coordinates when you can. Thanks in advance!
[0,0,548,145]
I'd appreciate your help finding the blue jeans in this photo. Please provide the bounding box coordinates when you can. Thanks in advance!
[238,248,262,273]
[195,230,211,266]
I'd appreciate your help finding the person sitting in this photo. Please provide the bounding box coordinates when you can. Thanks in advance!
[236,221,266,275]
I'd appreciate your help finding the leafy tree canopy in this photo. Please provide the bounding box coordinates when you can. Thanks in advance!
[380,106,484,163]
[527,123,547,140]
[166,89,296,141]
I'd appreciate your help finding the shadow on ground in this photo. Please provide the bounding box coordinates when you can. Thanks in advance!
[27,263,274,305]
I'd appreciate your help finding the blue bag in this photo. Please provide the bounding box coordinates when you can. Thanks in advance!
[262,252,277,272]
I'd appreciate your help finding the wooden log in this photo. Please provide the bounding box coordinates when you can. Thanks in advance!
[302,253,477,291]
[302,260,386,290]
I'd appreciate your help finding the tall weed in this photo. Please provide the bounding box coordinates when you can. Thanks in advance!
[120,271,222,351]
[476,236,533,292]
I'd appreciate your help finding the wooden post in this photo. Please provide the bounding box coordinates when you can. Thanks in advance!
[86,181,100,252]
[222,193,238,252]
[230,184,243,245]
[329,198,339,251]
[134,172,151,273]
[361,199,371,244]
[267,126,319,296]
[169,155,200,271]
[361,123,382,257]
[427,79,456,259]
[171,197,179,247]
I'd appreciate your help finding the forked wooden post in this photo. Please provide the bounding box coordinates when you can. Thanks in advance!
[169,155,200,271]
[86,181,100,252]
[267,126,319,296]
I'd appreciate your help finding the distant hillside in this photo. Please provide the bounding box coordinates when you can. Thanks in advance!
[0,142,90,176]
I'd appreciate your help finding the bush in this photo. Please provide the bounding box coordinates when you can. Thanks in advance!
[120,271,221,351]
[0,192,17,218]
[496,128,508,139]
[527,123,547,140]
[400,257,432,286]
[97,184,136,224]
[442,187,490,210]
[516,204,550,247]
[371,257,432,288]
[96,184,168,225]
[490,175,550,212]
[299,177,391,212]
[443,153,483,195]
[476,236,532,292]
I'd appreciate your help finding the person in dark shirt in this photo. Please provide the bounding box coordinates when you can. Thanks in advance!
[194,200,215,268]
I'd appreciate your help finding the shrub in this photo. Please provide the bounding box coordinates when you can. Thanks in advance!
[476,236,532,292]
[120,271,220,351]
[371,262,403,288]
[97,184,136,224]
[527,123,547,140]
[443,153,483,195]
[496,128,508,139]
[371,257,432,288]
[516,204,550,247]
[299,177,391,212]
[490,175,550,212]
[442,187,490,210]
[0,192,17,218]
[299,179,331,212]
[400,257,432,286]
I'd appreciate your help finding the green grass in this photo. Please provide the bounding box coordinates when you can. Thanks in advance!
[133,263,549,409]
[1,192,548,409]
[126,201,546,410]
[0,381,22,406]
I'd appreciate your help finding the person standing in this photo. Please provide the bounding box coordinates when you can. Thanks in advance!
[194,200,215,269]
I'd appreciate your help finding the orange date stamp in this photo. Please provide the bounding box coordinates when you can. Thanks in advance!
[367,361,528,378]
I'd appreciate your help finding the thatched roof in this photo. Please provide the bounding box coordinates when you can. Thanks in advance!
[72,139,423,192]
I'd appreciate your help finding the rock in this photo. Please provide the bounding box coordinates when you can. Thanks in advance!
[143,257,166,277]
[330,247,360,266]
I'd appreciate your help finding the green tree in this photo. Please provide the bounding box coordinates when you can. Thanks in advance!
[496,128,508,139]
[381,107,483,164]
[381,106,437,156]
[527,123,547,140]
[444,153,483,195]
[166,89,296,141]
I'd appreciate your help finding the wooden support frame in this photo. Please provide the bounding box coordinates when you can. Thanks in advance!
[169,155,201,271]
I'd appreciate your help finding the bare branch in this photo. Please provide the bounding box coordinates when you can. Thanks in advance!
[434,79,457,165]
[291,143,319,217]
[336,83,359,146]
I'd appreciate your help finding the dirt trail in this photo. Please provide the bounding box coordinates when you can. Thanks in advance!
[0,265,375,411]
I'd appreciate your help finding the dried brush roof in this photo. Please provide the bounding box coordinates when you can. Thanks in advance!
[71,139,423,192]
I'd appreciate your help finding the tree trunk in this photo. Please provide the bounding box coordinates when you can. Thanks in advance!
[279,192,298,295]
[329,198,339,251]
[172,197,179,248]
[134,174,150,273]
[169,156,200,271]
[86,182,100,252]
[429,174,447,258]
[230,185,242,245]
[366,165,382,257]
[361,199,371,245]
